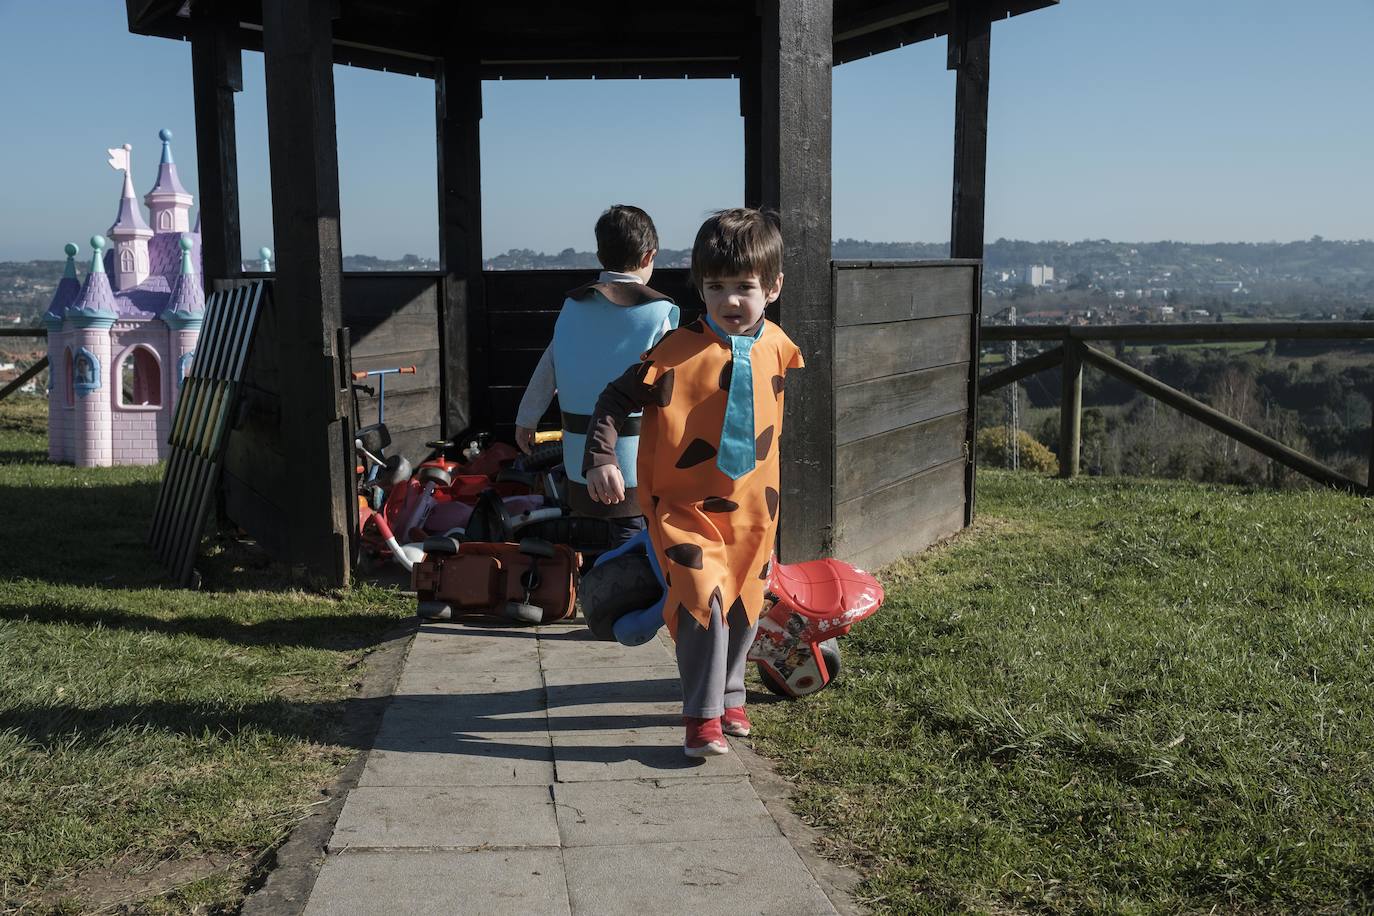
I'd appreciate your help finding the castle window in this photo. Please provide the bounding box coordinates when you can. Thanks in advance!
[118,345,161,407]
[120,247,135,273]
[158,210,173,231]
[73,347,101,397]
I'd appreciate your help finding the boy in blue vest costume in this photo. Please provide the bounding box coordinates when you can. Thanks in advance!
[515,205,678,547]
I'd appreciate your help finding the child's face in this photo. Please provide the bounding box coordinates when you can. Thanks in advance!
[701,272,783,335]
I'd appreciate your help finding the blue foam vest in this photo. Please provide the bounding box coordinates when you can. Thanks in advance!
[552,289,677,486]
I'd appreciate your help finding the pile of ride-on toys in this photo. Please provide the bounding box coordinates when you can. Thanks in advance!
[352,365,884,698]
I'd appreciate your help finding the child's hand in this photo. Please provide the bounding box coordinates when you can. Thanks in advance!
[585,465,626,504]
[515,425,536,455]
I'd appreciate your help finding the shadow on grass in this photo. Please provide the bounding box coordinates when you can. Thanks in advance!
[0,447,47,464]
[0,598,404,650]
[0,479,311,594]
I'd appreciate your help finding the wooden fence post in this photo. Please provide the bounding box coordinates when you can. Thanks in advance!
[1059,337,1082,477]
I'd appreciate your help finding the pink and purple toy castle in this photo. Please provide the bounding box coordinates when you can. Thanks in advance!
[44,130,203,467]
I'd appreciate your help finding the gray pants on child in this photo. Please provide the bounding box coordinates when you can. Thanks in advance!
[675,596,759,718]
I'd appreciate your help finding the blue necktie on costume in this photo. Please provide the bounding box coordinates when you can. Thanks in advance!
[707,316,762,480]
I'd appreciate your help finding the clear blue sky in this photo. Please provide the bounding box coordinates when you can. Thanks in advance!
[1,0,1371,262]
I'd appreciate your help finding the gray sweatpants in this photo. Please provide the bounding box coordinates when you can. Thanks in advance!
[675,597,759,718]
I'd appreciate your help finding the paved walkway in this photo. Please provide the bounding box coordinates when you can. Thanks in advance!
[301,619,850,916]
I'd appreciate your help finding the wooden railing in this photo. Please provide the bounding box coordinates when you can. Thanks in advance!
[0,327,48,404]
[978,322,1374,493]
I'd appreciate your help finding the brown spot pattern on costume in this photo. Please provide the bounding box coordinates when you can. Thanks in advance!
[675,438,718,469]
[655,368,675,407]
[665,543,705,569]
[765,487,780,520]
[719,360,732,391]
[771,375,785,397]
[701,497,740,512]
[755,426,774,461]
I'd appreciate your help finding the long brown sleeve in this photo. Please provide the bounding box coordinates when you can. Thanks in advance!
[582,360,665,475]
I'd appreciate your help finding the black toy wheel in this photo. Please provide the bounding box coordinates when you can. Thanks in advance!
[416,465,453,487]
[757,638,842,698]
[578,552,662,641]
[519,441,564,472]
[502,601,544,625]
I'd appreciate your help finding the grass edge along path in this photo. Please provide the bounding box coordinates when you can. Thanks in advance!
[0,397,411,914]
[750,470,1374,914]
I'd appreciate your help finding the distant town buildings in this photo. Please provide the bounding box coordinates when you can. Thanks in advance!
[1020,265,1055,287]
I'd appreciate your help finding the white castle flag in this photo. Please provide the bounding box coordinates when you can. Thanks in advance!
[107,144,132,174]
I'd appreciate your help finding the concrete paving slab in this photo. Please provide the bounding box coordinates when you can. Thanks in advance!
[551,727,747,782]
[536,629,673,670]
[553,776,778,848]
[360,736,555,788]
[543,697,682,730]
[405,628,543,673]
[303,848,570,916]
[393,666,545,697]
[329,786,559,851]
[562,836,837,916]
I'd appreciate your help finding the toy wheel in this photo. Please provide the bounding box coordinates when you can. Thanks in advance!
[578,552,662,641]
[502,601,543,625]
[417,465,453,487]
[376,454,411,488]
[757,639,843,699]
[422,536,460,556]
[418,601,452,620]
[758,665,789,697]
[519,441,564,472]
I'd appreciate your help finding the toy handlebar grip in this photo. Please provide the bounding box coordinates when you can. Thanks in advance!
[351,370,368,380]
[400,366,416,374]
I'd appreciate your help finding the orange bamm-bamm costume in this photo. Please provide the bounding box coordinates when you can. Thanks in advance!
[585,316,804,637]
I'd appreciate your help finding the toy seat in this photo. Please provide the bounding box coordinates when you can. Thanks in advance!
[768,558,884,624]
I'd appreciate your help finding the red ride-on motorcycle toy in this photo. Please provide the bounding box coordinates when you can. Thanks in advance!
[578,530,884,698]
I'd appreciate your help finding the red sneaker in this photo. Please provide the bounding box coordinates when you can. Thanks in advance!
[722,706,751,737]
[683,716,729,757]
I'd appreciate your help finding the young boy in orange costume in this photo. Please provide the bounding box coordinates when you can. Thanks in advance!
[583,208,804,757]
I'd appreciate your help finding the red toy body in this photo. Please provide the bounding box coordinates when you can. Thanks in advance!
[747,558,884,697]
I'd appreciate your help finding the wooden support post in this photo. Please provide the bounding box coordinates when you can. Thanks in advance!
[261,0,351,587]
[759,0,834,562]
[949,0,991,262]
[437,14,484,437]
[740,35,763,207]
[190,6,243,281]
[949,0,992,521]
[1059,338,1082,478]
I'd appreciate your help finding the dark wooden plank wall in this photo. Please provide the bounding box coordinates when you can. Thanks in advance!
[482,268,701,443]
[830,260,979,571]
[344,273,443,461]
[217,278,288,559]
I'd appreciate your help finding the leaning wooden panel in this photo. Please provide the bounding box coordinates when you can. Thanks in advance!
[831,458,967,562]
[835,411,967,503]
[834,263,976,327]
[835,314,971,386]
[149,281,267,586]
[835,361,968,445]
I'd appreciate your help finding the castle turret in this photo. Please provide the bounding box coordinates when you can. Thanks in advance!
[45,243,81,462]
[144,129,193,235]
[107,143,152,290]
[163,234,204,428]
[66,236,118,468]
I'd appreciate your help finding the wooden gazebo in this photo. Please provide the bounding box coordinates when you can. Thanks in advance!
[126,0,1056,587]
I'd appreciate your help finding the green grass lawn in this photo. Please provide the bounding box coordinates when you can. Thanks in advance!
[752,470,1374,914]
[0,397,410,913]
